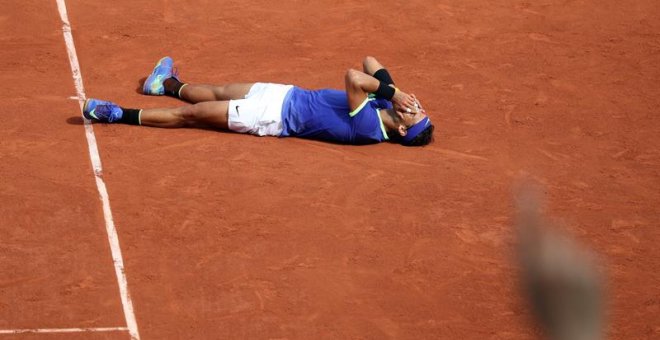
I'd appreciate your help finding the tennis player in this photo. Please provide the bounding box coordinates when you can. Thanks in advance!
[83,56,434,146]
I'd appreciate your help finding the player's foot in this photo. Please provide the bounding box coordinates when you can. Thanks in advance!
[143,56,177,95]
[83,98,123,123]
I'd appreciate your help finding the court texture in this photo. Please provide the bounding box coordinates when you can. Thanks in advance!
[1,0,658,339]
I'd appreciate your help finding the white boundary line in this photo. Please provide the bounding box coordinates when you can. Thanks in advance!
[55,0,140,339]
[0,327,128,334]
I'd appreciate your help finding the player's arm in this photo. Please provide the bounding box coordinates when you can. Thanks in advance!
[362,56,395,85]
[345,68,380,113]
[345,68,416,115]
[361,56,416,111]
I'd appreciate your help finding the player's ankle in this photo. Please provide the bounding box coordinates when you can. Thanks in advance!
[164,78,186,98]
[119,108,141,125]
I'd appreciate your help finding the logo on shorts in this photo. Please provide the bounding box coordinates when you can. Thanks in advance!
[235,105,240,116]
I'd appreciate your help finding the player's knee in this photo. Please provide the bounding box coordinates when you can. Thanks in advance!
[180,105,200,123]
[211,87,226,101]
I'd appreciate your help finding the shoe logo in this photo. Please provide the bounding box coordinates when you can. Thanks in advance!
[235,105,240,116]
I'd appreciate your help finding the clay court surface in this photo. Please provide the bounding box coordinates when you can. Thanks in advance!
[1,0,659,338]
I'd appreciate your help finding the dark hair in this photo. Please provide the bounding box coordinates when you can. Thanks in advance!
[402,124,434,147]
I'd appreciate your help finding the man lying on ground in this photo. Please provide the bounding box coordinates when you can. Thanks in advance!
[83,56,434,146]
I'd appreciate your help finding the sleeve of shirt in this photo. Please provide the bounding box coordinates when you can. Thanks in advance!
[349,97,372,117]
[372,98,393,109]
[350,96,392,117]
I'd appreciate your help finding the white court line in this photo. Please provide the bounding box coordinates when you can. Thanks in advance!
[0,327,128,334]
[55,0,140,339]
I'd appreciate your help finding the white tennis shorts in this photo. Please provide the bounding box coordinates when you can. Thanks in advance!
[227,83,293,136]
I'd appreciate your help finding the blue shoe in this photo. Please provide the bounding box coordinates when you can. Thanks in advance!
[83,98,123,123]
[143,56,176,95]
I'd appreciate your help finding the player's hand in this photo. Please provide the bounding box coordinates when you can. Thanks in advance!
[391,88,416,113]
[411,94,426,114]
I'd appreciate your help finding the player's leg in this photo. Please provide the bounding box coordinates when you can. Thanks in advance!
[139,101,230,129]
[83,98,229,130]
[143,56,256,103]
[164,80,255,103]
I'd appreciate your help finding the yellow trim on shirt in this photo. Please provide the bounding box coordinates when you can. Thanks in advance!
[349,97,372,117]
[377,109,389,140]
[350,96,389,141]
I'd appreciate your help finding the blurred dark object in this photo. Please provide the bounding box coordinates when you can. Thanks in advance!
[515,184,605,340]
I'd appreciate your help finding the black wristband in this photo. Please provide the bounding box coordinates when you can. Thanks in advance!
[374,81,395,100]
[373,68,395,85]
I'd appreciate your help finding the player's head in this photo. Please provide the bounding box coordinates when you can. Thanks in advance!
[392,101,434,146]
[401,118,434,146]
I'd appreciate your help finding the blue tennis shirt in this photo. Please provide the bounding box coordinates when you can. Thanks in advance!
[280,87,392,144]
